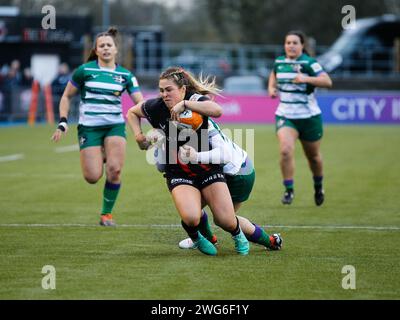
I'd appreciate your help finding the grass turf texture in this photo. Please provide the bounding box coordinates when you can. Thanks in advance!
[0,124,399,299]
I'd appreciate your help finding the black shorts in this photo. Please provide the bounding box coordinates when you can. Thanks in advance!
[165,171,226,192]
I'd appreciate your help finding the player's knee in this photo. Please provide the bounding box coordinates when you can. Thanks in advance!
[308,153,321,165]
[84,174,101,184]
[106,164,121,181]
[280,145,294,159]
[182,215,200,227]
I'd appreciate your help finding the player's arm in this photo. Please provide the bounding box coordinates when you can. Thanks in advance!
[126,101,150,150]
[184,99,222,117]
[170,99,222,120]
[268,71,278,98]
[293,60,333,88]
[51,81,78,142]
[127,74,144,104]
[293,71,332,88]
[130,91,144,105]
[180,132,232,164]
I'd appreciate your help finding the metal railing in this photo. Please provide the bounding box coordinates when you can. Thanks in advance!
[134,41,399,79]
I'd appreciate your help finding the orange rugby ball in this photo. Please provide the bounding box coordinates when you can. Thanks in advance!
[177,109,203,130]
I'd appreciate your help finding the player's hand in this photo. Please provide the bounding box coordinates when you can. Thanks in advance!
[179,145,198,163]
[51,117,68,142]
[135,132,151,150]
[268,87,278,98]
[293,70,309,84]
[170,101,185,121]
[146,129,165,148]
[51,126,68,142]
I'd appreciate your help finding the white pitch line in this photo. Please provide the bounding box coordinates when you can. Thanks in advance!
[0,223,399,231]
[0,153,24,162]
[55,144,79,153]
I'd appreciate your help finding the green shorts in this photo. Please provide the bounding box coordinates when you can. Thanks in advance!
[226,168,255,203]
[77,123,126,150]
[275,114,323,142]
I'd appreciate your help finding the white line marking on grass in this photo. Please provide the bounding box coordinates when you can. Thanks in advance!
[0,223,399,231]
[268,225,400,231]
[0,153,24,162]
[55,144,79,153]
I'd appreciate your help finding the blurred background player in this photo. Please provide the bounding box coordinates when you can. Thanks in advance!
[268,30,332,206]
[127,66,250,256]
[51,63,71,120]
[177,118,283,252]
[51,27,144,226]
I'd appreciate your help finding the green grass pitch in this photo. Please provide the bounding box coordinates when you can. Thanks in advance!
[0,123,399,299]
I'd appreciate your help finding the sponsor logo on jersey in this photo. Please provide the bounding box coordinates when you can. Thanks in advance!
[131,76,139,87]
[293,64,302,73]
[311,62,323,73]
[113,75,124,83]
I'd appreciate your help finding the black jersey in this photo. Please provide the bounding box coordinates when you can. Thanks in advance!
[141,93,221,177]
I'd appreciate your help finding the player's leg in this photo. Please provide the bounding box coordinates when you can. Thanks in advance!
[179,205,282,251]
[301,139,324,206]
[80,146,104,184]
[229,163,282,250]
[171,184,217,256]
[202,182,249,255]
[276,124,298,204]
[99,135,126,226]
[299,115,324,206]
[198,208,218,243]
[237,213,282,251]
[78,125,104,184]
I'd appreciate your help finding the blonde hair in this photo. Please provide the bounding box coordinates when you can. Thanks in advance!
[159,66,221,97]
[86,27,119,62]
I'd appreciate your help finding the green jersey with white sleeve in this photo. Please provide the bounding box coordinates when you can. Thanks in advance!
[207,119,248,176]
[273,53,325,119]
[71,60,140,126]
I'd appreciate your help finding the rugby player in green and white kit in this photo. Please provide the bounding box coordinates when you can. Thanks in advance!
[177,119,283,252]
[52,27,143,226]
[147,117,283,252]
[268,30,332,206]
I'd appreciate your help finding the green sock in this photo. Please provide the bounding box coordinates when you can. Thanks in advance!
[258,228,271,247]
[283,179,294,192]
[248,223,271,247]
[199,210,214,240]
[101,181,121,214]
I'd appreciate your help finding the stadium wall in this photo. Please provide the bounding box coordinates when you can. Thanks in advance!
[123,91,400,124]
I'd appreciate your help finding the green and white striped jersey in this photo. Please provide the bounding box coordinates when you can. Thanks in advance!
[273,53,325,119]
[208,119,248,176]
[71,60,141,126]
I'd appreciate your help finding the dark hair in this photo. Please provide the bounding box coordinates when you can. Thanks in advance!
[285,30,310,56]
[86,27,119,62]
